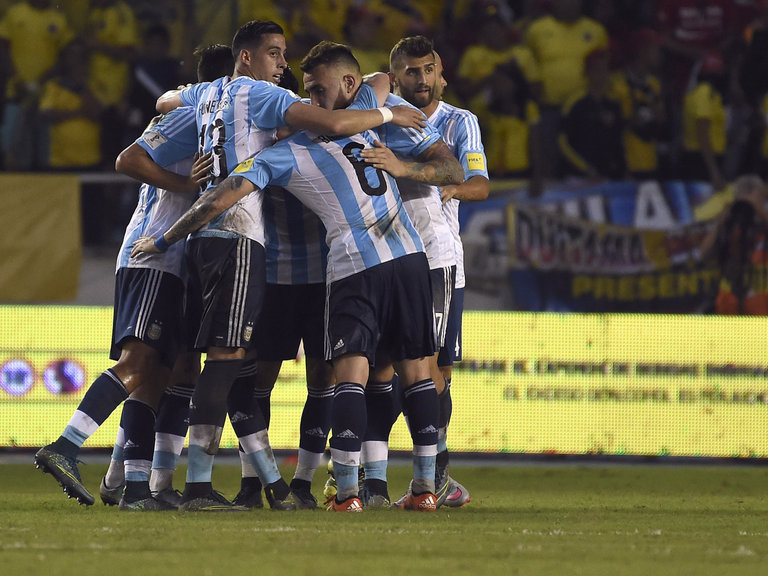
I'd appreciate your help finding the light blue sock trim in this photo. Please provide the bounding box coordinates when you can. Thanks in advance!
[334,462,359,499]
[413,455,436,486]
[186,445,215,483]
[152,450,179,470]
[110,443,125,462]
[125,469,150,482]
[247,450,280,485]
[62,425,89,448]
[362,460,388,482]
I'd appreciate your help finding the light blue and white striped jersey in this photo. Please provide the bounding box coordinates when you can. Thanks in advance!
[428,100,488,288]
[379,93,455,270]
[262,186,327,284]
[116,106,199,278]
[233,128,424,284]
[179,76,301,244]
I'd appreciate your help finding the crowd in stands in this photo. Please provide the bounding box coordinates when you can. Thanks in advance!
[2,0,767,197]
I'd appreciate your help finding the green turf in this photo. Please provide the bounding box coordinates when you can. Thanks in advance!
[2,461,768,575]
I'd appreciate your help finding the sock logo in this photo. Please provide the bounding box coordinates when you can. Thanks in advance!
[229,411,252,423]
[417,425,438,434]
[304,427,326,437]
[123,440,138,449]
[335,429,358,439]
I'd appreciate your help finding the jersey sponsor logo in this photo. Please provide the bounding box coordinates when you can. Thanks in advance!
[143,131,167,150]
[234,158,254,173]
[147,322,162,340]
[466,153,485,171]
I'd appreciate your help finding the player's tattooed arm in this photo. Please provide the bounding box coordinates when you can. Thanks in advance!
[360,139,463,186]
[130,175,258,256]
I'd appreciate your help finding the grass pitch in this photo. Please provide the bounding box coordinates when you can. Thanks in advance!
[2,459,768,575]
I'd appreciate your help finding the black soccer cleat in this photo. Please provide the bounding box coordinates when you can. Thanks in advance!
[35,445,95,506]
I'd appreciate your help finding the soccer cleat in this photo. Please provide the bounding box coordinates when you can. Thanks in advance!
[442,477,471,508]
[434,469,450,508]
[178,490,248,512]
[359,479,390,509]
[264,486,297,511]
[396,491,437,512]
[290,486,318,510]
[34,445,95,506]
[152,487,183,508]
[392,480,413,509]
[118,495,177,511]
[99,476,124,506]
[232,485,264,509]
[328,496,363,512]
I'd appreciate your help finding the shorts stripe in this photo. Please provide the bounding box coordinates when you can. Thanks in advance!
[135,268,162,340]
[324,282,332,361]
[227,238,251,347]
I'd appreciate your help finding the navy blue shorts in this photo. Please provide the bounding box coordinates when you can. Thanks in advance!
[185,236,266,352]
[110,267,185,367]
[438,286,464,367]
[254,282,325,361]
[430,265,455,349]
[325,252,435,364]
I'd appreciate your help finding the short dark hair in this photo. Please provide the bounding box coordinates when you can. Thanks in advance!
[300,40,360,74]
[390,35,434,70]
[279,66,299,92]
[231,20,284,59]
[195,44,234,82]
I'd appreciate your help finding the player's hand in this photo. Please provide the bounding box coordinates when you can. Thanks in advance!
[130,236,161,258]
[190,151,214,189]
[390,105,426,131]
[441,184,458,204]
[359,140,407,177]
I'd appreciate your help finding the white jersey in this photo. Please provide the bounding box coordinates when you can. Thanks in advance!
[233,125,424,283]
[428,100,489,288]
[179,76,301,244]
[116,107,199,278]
[378,93,455,270]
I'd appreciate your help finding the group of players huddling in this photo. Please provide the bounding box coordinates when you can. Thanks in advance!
[34,20,489,513]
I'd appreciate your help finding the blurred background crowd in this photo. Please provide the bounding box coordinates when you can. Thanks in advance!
[1,0,766,242]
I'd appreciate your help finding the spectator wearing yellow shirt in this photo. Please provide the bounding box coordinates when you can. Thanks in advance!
[456,16,541,104]
[680,51,728,191]
[524,0,608,178]
[38,39,102,170]
[478,60,543,196]
[609,29,668,180]
[0,0,74,170]
[85,0,138,164]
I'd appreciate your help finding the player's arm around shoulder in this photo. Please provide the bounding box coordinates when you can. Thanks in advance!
[130,175,258,257]
[115,142,201,195]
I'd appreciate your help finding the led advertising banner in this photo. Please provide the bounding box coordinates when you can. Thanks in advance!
[2,306,767,457]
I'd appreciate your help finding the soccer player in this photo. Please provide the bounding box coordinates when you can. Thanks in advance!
[388,36,490,508]
[296,43,463,508]
[153,20,425,511]
[132,61,446,513]
[97,44,236,510]
[32,45,233,510]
